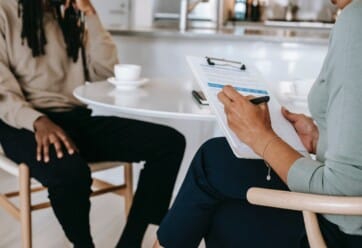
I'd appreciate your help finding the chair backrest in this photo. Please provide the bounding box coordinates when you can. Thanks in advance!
[247,187,362,248]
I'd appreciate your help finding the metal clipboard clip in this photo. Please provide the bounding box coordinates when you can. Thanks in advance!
[206,56,247,71]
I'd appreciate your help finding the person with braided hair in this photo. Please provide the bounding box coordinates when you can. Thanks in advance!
[0,0,186,247]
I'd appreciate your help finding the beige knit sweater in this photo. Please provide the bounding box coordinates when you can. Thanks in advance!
[0,0,118,131]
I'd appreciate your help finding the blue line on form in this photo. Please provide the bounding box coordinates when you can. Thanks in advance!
[208,82,268,95]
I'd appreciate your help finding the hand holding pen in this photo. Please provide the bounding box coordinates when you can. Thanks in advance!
[249,96,270,105]
[217,85,276,154]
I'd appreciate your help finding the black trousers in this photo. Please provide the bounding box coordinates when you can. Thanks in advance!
[0,107,186,248]
[157,138,362,248]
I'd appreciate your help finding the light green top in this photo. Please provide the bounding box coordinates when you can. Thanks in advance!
[287,0,362,235]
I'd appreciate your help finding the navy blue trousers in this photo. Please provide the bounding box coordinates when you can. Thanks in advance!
[0,107,186,248]
[158,138,362,248]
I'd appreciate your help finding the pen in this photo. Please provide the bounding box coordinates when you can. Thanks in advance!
[249,96,270,105]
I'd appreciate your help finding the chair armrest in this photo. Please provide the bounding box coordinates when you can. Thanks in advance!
[247,187,362,215]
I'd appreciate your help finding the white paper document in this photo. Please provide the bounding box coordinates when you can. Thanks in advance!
[187,56,308,159]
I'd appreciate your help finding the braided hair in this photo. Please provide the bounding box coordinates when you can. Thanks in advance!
[18,0,85,62]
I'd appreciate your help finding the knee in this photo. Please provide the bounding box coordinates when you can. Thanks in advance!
[200,137,229,153]
[159,126,186,154]
[46,153,92,191]
[170,128,186,152]
[198,137,231,164]
[191,137,232,175]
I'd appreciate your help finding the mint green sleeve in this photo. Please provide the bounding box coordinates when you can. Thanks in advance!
[287,4,362,196]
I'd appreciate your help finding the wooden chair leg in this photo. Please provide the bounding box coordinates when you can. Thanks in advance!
[303,211,327,248]
[123,163,133,216]
[19,164,32,248]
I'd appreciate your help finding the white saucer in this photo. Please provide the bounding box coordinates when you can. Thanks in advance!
[107,77,149,90]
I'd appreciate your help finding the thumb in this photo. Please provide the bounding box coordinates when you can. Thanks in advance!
[281,107,299,123]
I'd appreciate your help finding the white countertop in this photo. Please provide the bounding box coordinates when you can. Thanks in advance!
[108,22,331,45]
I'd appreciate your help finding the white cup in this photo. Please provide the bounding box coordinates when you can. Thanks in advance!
[114,64,142,82]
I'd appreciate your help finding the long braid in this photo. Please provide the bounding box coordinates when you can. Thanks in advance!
[61,3,84,62]
[18,0,46,57]
[18,0,84,62]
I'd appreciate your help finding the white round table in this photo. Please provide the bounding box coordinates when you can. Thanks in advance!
[73,78,218,196]
[73,78,215,121]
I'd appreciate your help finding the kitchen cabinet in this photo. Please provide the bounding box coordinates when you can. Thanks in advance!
[92,0,130,29]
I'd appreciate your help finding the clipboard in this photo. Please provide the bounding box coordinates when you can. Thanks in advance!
[187,56,308,159]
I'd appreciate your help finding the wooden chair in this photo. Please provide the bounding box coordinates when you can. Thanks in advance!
[0,146,133,248]
[247,187,362,248]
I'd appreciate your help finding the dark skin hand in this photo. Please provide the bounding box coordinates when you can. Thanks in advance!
[33,0,95,163]
[65,0,96,15]
[33,116,78,163]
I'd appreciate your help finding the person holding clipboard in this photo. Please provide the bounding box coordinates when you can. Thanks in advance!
[154,0,362,247]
